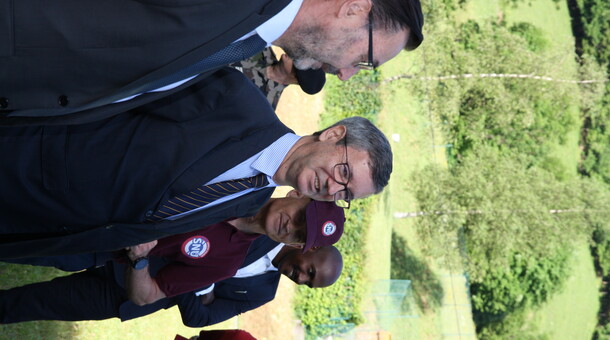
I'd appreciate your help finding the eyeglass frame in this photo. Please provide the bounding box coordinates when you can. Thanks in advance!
[355,11,375,70]
[332,137,352,209]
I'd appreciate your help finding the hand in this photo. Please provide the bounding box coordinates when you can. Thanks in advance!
[266,54,299,85]
[125,240,158,261]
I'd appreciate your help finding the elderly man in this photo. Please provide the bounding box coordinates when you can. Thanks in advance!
[0,68,391,258]
[0,0,424,125]
[0,238,343,324]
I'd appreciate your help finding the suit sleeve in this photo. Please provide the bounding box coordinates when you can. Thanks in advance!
[132,68,261,123]
[175,292,269,327]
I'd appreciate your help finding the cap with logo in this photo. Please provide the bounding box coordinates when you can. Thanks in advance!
[303,200,346,252]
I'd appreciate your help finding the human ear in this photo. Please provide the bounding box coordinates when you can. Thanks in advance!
[286,190,305,198]
[339,0,372,18]
[318,125,347,142]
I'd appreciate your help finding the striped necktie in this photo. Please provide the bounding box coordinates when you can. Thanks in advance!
[148,173,269,222]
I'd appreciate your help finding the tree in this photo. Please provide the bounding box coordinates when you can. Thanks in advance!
[413,146,596,270]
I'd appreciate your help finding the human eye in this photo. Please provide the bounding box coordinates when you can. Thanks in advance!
[336,164,350,183]
[309,267,316,278]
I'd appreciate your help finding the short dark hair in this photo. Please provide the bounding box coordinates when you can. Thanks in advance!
[371,0,424,51]
[315,117,393,194]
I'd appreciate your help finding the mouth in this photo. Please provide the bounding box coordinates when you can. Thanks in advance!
[280,213,290,237]
[276,213,291,241]
[314,175,320,193]
[290,266,298,281]
[276,214,283,238]
[322,63,340,75]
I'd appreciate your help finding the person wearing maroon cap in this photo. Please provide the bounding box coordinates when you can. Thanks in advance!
[123,192,344,306]
[0,192,344,323]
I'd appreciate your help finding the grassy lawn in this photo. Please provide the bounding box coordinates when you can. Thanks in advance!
[364,0,592,339]
[361,45,455,339]
[0,262,234,340]
[524,239,600,339]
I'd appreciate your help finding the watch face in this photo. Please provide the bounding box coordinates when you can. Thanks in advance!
[133,257,149,270]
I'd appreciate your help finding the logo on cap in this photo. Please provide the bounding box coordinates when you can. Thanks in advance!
[181,236,210,259]
[322,221,337,236]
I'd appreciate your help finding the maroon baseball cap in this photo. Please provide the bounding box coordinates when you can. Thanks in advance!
[303,200,345,252]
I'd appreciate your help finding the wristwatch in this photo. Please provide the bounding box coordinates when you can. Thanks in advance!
[130,257,149,270]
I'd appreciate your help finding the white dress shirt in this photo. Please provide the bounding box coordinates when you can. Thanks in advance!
[195,243,284,296]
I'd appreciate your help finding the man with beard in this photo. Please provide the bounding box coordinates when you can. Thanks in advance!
[0,0,424,125]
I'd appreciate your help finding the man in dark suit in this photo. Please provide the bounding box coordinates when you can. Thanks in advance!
[0,67,392,259]
[0,238,343,325]
[0,0,424,125]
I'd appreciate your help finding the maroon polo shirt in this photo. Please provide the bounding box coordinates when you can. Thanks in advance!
[148,222,260,297]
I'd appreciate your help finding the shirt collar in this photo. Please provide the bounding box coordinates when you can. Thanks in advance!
[251,133,300,186]
[256,0,303,45]
[267,243,285,270]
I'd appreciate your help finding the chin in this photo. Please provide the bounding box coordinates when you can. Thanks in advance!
[293,58,321,71]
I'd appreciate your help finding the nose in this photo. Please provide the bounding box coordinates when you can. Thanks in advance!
[297,270,309,284]
[326,177,344,197]
[337,68,359,81]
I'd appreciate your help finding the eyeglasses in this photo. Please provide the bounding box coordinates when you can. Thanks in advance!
[332,137,351,209]
[355,11,374,70]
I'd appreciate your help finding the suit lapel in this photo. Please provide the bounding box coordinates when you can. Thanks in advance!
[241,236,280,267]
[220,271,281,301]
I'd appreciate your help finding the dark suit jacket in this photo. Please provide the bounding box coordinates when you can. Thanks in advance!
[0,0,291,125]
[120,236,282,326]
[0,68,292,259]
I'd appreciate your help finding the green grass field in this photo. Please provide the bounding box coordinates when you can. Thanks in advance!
[364,0,598,339]
[525,240,600,339]
[0,262,235,340]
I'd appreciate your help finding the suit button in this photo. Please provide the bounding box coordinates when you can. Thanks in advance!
[58,95,69,107]
[0,97,8,109]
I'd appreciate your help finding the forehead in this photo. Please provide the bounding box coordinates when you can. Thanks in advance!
[311,252,336,286]
[346,147,375,199]
[373,28,410,65]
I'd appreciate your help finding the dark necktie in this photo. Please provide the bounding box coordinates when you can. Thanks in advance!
[13,34,267,117]
[148,173,269,222]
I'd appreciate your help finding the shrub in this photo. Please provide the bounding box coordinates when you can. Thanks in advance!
[294,198,371,339]
[295,69,384,338]
[509,22,549,52]
[471,248,570,319]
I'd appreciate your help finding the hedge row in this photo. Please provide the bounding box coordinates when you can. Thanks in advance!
[294,71,382,339]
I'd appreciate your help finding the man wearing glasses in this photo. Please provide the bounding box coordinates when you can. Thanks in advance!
[0,67,392,259]
[0,0,424,125]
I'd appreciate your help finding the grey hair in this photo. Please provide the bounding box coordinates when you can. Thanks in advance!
[315,116,393,194]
